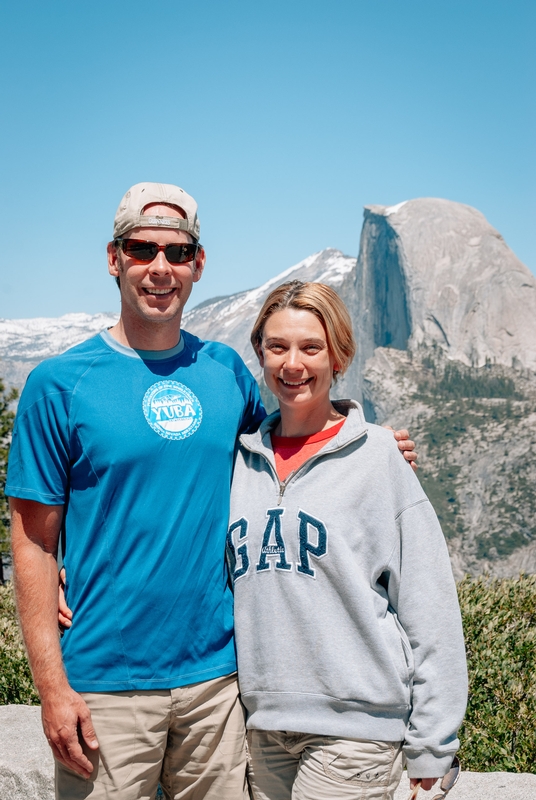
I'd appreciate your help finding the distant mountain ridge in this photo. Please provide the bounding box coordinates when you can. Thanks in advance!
[0,312,119,393]
[0,250,355,395]
[0,312,120,360]
[2,198,536,578]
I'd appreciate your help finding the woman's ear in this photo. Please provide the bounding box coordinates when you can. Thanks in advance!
[256,344,265,368]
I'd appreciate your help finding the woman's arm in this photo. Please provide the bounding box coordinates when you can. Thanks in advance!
[387,489,467,779]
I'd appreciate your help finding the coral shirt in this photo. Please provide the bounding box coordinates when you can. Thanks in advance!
[271,419,346,482]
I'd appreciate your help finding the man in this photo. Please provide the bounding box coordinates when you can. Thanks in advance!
[7,182,265,800]
[7,182,417,799]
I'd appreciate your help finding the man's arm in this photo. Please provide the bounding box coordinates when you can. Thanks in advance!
[10,497,98,778]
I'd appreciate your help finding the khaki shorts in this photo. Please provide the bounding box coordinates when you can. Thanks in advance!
[56,673,248,800]
[247,730,404,800]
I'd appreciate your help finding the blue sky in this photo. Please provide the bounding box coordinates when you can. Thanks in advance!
[0,0,534,319]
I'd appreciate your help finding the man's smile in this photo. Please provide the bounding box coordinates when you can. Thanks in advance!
[142,287,176,296]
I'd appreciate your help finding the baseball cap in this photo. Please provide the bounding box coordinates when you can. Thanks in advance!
[113,182,200,240]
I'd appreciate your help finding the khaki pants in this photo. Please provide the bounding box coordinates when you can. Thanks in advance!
[247,730,404,800]
[56,673,248,800]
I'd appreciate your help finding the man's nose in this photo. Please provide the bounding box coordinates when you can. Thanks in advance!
[149,251,172,274]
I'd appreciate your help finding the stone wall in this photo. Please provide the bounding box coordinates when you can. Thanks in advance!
[0,705,53,799]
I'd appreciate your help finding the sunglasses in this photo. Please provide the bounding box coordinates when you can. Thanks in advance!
[407,757,460,800]
[115,239,199,265]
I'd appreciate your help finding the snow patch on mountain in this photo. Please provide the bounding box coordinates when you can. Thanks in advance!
[0,312,119,361]
[384,200,408,216]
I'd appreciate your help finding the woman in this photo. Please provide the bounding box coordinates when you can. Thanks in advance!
[227,280,467,800]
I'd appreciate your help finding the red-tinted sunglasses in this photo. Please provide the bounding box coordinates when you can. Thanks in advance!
[115,239,199,265]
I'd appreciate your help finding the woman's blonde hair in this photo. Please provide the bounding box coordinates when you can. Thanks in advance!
[250,281,356,378]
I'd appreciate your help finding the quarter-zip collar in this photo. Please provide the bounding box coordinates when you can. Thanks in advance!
[239,399,369,478]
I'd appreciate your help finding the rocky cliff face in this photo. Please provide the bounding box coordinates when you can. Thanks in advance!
[347,199,536,577]
[363,345,536,579]
[353,199,536,407]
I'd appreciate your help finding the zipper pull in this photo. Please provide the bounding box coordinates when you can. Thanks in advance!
[277,484,285,505]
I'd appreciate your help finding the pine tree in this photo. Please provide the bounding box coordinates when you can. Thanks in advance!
[0,378,18,584]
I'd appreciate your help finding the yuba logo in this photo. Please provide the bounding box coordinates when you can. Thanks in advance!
[142,381,202,440]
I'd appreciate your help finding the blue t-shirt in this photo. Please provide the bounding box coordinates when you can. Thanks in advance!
[6,330,265,692]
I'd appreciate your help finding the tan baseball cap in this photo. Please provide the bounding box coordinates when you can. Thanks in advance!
[113,182,201,240]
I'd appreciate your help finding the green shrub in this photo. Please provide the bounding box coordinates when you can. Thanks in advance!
[457,575,536,773]
[0,581,38,704]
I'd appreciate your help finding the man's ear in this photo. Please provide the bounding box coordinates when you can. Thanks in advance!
[192,245,206,283]
[107,241,121,277]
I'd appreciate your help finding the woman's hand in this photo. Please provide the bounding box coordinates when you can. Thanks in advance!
[385,427,418,472]
[58,567,73,629]
[409,778,439,800]
[409,777,439,795]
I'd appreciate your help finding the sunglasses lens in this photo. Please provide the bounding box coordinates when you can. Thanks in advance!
[165,244,196,264]
[122,241,158,261]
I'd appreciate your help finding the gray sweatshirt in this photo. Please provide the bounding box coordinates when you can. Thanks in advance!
[228,400,467,779]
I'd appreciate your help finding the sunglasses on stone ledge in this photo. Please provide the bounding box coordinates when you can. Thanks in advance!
[407,757,460,800]
[115,239,199,265]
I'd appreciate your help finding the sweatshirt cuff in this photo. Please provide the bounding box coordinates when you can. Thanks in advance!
[404,751,457,779]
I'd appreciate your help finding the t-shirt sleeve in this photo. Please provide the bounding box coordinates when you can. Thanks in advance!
[6,375,72,505]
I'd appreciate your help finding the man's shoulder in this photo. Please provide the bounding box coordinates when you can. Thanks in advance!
[21,334,111,401]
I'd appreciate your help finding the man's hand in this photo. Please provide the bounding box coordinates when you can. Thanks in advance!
[41,688,99,778]
[385,427,418,472]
